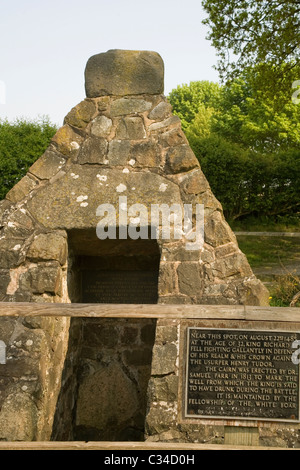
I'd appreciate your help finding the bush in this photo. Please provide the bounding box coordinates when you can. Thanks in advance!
[0,117,57,200]
[190,134,300,221]
[270,274,300,307]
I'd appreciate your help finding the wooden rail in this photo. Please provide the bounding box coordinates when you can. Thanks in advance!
[0,441,294,451]
[0,302,299,322]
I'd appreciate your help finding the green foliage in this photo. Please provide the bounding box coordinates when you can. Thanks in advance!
[168,81,221,130]
[201,0,300,98]
[0,116,57,200]
[192,134,300,221]
[169,73,300,222]
[212,70,300,152]
[270,274,300,307]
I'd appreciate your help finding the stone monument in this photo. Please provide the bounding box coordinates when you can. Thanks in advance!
[0,50,271,442]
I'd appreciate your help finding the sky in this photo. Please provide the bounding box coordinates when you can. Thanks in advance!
[0,0,219,126]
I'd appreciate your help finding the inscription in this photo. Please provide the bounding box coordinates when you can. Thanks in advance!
[82,270,158,304]
[185,328,300,422]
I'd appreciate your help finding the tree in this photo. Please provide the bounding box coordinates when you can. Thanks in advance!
[202,0,300,99]
[168,81,221,130]
[168,76,300,221]
[0,117,57,200]
[211,70,300,152]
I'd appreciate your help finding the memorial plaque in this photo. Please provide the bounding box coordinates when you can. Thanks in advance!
[184,328,300,422]
[82,270,158,304]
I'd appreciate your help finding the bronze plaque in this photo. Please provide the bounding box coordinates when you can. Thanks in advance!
[82,270,158,304]
[184,328,300,422]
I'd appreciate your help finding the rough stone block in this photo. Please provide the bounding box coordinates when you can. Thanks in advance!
[52,125,84,156]
[90,115,113,138]
[107,140,131,166]
[177,262,203,296]
[180,168,210,195]
[115,116,146,140]
[148,101,172,121]
[204,211,236,247]
[130,140,161,167]
[111,97,152,116]
[29,150,66,180]
[27,233,67,265]
[19,264,62,295]
[151,343,177,375]
[85,50,164,97]
[64,100,97,129]
[6,176,37,203]
[78,136,108,164]
[165,145,199,174]
[148,375,178,402]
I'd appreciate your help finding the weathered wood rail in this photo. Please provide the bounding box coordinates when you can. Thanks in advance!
[0,302,299,322]
[0,441,293,451]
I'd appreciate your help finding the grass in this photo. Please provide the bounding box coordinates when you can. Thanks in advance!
[229,214,300,233]
[269,274,300,307]
[236,229,300,307]
[236,236,300,269]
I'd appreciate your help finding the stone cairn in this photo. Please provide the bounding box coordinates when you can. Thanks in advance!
[0,50,269,441]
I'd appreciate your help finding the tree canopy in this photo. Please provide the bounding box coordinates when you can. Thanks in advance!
[202,0,300,99]
[0,117,57,200]
[168,76,300,221]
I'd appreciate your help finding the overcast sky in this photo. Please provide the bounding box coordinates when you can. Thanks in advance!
[0,0,219,126]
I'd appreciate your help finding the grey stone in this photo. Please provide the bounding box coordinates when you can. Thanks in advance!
[158,263,177,296]
[165,145,199,174]
[77,137,108,164]
[115,116,146,140]
[75,362,138,432]
[151,343,177,375]
[130,140,161,167]
[27,233,67,265]
[29,150,66,180]
[85,49,164,97]
[177,262,203,296]
[111,98,152,116]
[0,239,25,269]
[64,100,97,129]
[90,115,112,138]
[28,166,182,230]
[19,263,62,295]
[204,211,236,248]
[107,140,131,166]
[0,393,38,441]
[158,128,187,148]
[6,176,37,203]
[180,168,210,194]
[51,125,84,157]
[148,375,178,402]
[148,101,172,121]
[149,115,180,132]
[155,324,178,343]
[3,209,34,238]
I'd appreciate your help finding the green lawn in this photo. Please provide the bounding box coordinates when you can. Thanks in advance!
[236,235,300,307]
[236,236,300,269]
[229,215,300,233]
